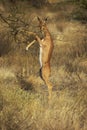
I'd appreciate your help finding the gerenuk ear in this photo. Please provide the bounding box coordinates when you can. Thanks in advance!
[44,17,48,21]
[37,16,41,22]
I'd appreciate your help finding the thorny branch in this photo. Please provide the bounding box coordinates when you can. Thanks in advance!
[0,13,37,44]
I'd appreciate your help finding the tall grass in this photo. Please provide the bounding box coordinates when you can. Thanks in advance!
[0,1,87,130]
[0,67,87,130]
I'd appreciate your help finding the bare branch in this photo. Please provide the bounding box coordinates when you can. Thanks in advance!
[0,14,10,26]
[0,13,38,45]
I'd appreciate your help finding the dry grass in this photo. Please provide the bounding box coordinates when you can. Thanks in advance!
[0,1,87,130]
[0,65,87,130]
[0,38,87,130]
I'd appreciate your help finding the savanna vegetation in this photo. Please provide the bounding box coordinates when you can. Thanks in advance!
[0,0,87,130]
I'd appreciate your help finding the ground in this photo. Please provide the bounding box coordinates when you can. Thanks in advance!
[0,1,87,130]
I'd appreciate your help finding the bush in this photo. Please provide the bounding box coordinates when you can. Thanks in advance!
[0,38,11,57]
[79,0,87,9]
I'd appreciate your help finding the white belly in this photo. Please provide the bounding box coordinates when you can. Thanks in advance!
[39,46,42,67]
[39,39,44,67]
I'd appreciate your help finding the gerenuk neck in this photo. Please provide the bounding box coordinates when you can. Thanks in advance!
[44,27,51,39]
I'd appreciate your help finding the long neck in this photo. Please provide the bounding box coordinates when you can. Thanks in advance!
[44,26,51,38]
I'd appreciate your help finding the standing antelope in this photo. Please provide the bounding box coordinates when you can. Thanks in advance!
[26,17,54,99]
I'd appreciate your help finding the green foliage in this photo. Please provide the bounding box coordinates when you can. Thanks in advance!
[72,0,87,9]
[69,0,87,22]
[79,0,87,9]
[71,9,87,22]
[29,0,49,8]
